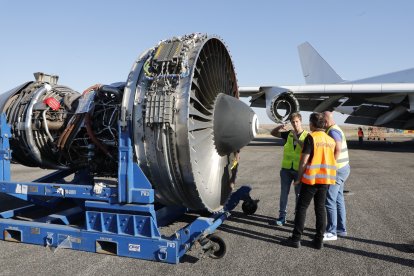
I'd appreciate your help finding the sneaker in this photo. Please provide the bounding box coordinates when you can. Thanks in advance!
[275,217,286,226]
[323,233,337,241]
[282,237,301,248]
[337,231,347,237]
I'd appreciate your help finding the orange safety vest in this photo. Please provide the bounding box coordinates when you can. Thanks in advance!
[301,131,337,185]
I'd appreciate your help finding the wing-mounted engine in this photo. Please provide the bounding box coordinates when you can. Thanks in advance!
[265,88,300,123]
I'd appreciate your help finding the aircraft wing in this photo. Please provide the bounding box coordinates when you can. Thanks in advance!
[295,42,414,129]
[239,83,414,129]
[239,42,414,129]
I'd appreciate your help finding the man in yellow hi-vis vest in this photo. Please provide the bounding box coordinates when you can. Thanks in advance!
[283,112,337,249]
[322,111,351,241]
[270,112,308,226]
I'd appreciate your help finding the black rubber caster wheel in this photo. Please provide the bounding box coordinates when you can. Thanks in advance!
[242,199,258,215]
[207,234,226,259]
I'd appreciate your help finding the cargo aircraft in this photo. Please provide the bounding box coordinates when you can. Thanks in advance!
[239,42,414,129]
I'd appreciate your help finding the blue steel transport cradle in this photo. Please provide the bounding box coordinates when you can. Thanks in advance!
[0,114,257,264]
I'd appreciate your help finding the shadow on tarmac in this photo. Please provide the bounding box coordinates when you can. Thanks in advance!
[347,139,414,153]
[247,137,281,147]
[323,242,414,268]
[223,211,414,268]
[341,236,414,254]
[248,137,414,153]
[180,255,199,264]
[0,194,28,212]
[1,206,408,268]
[221,211,315,243]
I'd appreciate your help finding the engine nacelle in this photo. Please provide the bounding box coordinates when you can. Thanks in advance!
[265,88,300,123]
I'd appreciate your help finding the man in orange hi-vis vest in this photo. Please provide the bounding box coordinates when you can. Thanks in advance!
[282,112,337,250]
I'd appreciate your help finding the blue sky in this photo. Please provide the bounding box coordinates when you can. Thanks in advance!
[1,1,413,124]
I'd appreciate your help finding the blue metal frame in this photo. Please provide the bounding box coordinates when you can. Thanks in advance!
[0,114,253,264]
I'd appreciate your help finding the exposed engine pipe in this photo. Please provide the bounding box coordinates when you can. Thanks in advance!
[42,108,54,142]
[82,84,113,159]
[24,84,51,164]
[85,113,113,159]
[42,120,64,130]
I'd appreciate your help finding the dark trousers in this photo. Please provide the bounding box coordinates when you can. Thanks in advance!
[292,183,329,242]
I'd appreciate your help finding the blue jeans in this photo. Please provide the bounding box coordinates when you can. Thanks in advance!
[325,164,350,234]
[278,168,301,219]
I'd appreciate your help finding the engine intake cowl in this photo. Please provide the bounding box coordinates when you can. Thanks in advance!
[266,92,300,123]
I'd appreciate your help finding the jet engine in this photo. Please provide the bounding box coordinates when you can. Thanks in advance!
[0,34,258,212]
[265,91,300,123]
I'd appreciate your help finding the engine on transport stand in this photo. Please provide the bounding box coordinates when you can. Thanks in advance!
[1,33,259,212]
[0,34,261,263]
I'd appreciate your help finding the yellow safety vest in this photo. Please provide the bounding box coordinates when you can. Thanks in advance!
[326,125,349,169]
[281,130,309,171]
[301,131,337,185]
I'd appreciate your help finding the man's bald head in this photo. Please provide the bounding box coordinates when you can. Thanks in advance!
[323,111,336,128]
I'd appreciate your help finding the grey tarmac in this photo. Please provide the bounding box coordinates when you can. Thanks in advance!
[0,137,413,275]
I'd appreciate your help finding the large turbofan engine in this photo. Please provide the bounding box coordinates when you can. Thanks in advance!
[1,34,258,212]
[265,91,300,123]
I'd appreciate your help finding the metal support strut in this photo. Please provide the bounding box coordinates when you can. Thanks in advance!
[0,114,257,264]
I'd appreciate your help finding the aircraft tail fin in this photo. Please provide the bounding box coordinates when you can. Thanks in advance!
[298,42,344,84]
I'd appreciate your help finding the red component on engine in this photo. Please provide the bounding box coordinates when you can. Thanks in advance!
[43,97,61,111]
